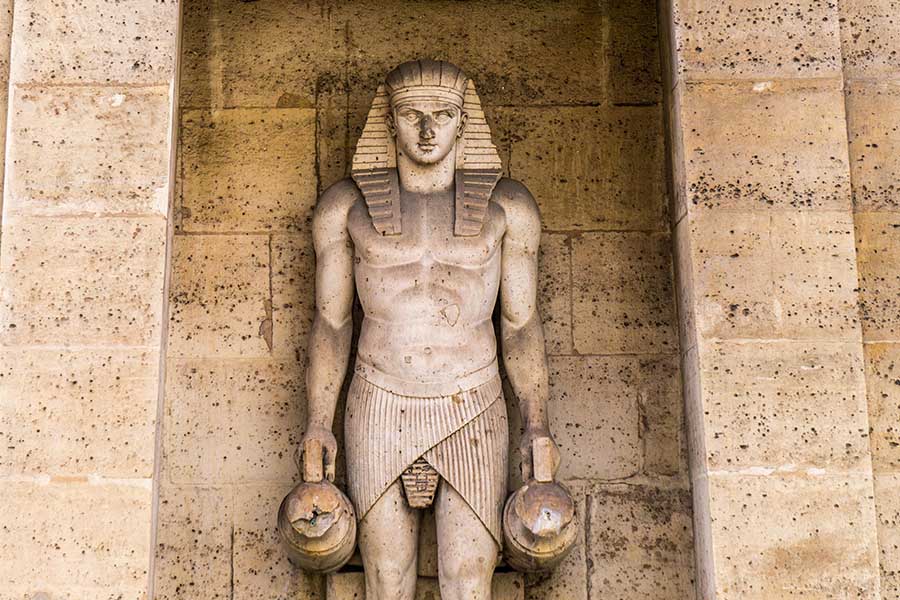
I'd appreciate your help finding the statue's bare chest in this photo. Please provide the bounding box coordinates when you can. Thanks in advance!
[348,194,505,271]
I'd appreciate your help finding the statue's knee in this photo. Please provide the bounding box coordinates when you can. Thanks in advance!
[439,555,494,591]
[369,560,416,594]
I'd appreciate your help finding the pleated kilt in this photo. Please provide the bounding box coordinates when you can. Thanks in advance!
[344,359,509,545]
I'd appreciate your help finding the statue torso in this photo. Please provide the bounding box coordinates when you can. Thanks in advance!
[348,188,506,384]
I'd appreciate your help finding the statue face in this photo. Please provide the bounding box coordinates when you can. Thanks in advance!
[389,100,467,165]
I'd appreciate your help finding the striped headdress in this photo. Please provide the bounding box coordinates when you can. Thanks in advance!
[351,60,503,236]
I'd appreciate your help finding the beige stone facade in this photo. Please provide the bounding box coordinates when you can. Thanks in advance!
[0,1,895,599]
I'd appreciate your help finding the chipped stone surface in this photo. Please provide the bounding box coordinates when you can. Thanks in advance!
[846,81,900,212]
[539,234,572,355]
[164,358,305,485]
[326,571,525,600]
[6,85,171,217]
[700,340,870,470]
[180,109,317,233]
[0,480,152,598]
[0,348,158,478]
[706,473,880,599]
[0,216,167,347]
[875,473,900,599]
[839,0,900,79]
[154,485,234,600]
[508,106,667,231]
[589,484,695,599]
[167,234,271,359]
[680,80,851,211]
[232,484,323,600]
[856,212,900,341]
[10,0,178,85]
[864,343,900,472]
[691,210,862,340]
[572,232,677,354]
[673,0,843,80]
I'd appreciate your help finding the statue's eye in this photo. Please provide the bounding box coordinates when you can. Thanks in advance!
[402,111,419,123]
[434,111,452,124]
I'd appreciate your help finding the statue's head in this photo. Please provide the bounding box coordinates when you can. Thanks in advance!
[352,59,502,237]
[384,61,469,166]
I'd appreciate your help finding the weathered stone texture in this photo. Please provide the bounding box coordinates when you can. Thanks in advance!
[6,85,172,217]
[326,571,525,600]
[0,480,153,599]
[0,349,158,477]
[10,0,178,85]
[672,0,843,80]
[167,234,271,359]
[706,473,881,599]
[0,217,167,347]
[856,212,900,341]
[846,82,900,212]
[589,484,695,599]
[839,0,900,78]
[680,80,851,212]
[864,343,900,472]
[572,232,677,354]
[538,234,573,355]
[180,109,317,233]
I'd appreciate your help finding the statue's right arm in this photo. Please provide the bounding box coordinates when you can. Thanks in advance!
[300,180,359,482]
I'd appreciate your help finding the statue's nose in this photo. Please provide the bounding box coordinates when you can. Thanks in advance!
[419,117,435,139]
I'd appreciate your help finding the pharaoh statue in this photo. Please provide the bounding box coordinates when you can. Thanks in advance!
[289,59,569,599]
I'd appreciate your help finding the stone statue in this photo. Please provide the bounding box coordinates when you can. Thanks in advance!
[293,59,566,599]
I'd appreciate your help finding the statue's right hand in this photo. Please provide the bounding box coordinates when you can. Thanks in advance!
[298,425,338,483]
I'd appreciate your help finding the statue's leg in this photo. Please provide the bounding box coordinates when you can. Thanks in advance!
[357,479,420,600]
[434,481,499,600]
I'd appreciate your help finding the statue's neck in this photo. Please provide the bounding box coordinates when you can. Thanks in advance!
[397,150,456,194]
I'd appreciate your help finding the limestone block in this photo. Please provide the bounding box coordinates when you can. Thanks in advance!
[875,473,900,598]
[672,0,842,80]
[5,85,171,217]
[316,106,350,194]
[672,215,697,354]
[0,348,158,478]
[864,343,900,471]
[508,107,666,231]
[523,482,588,600]
[839,0,900,78]
[691,210,861,340]
[846,81,900,211]
[856,212,900,340]
[0,480,152,598]
[326,571,524,599]
[180,109,317,233]
[606,0,662,105]
[164,358,305,485]
[338,0,605,107]
[9,0,177,85]
[153,485,233,600]
[680,81,850,211]
[271,234,316,357]
[548,356,680,481]
[700,340,870,470]
[232,484,323,600]
[180,0,345,108]
[705,473,880,599]
[539,234,572,355]
[167,234,271,359]
[572,232,677,354]
[0,216,167,347]
[588,484,695,599]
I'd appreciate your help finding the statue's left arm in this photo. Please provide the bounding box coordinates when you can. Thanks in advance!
[495,178,561,481]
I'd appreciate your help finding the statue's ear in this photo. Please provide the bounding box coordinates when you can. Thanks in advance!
[385,111,397,137]
[457,110,468,138]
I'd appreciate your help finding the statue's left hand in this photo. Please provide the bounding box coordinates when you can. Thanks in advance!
[519,425,560,482]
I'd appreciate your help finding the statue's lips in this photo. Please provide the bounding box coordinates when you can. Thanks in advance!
[417,143,436,152]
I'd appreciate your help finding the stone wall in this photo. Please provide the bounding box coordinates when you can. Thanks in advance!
[0,1,179,598]
[153,1,694,599]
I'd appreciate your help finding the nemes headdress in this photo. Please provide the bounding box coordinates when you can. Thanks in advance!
[351,60,503,236]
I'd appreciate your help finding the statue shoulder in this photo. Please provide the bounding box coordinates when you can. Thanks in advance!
[491,178,541,241]
[313,178,362,233]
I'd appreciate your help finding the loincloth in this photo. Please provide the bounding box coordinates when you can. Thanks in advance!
[344,359,508,545]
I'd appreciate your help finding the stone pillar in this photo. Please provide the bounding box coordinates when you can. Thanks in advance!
[840,1,900,596]
[662,1,882,597]
[0,2,179,597]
